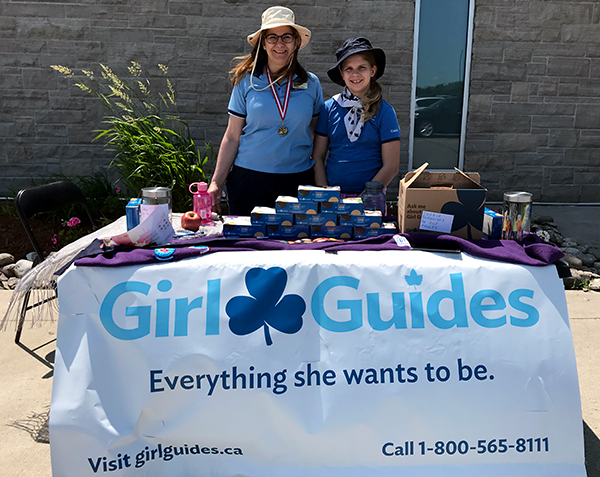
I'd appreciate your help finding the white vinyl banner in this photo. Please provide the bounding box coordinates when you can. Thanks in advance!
[51,250,586,477]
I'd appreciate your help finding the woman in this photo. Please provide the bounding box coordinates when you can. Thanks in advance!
[208,6,323,216]
[313,37,400,195]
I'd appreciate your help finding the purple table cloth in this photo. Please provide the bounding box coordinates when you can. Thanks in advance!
[71,232,564,269]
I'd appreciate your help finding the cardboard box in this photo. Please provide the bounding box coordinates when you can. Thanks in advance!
[353,222,397,239]
[340,210,382,228]
[251,206,293,226]
[482,207,503,240]
[353,227,380,239]
[275,196,318,214]
[310,225,353,239]
[398,163,487,240]
[321,197,363,215]
[294,213,337,226]
[222,216,266,238]
[126,198,142,231]
[267,224,309,239]
[298,185,341,202]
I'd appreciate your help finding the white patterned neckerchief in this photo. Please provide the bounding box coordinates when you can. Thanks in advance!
[334,87,365,142]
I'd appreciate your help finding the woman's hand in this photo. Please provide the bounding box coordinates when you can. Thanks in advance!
[207,181,223,213]
[209,115,245,212]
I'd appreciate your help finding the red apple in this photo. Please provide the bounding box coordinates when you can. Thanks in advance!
[181,211,202,231]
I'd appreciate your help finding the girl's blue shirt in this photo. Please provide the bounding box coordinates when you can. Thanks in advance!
[315,97,400,193]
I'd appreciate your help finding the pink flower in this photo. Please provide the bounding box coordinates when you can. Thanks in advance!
[67,217,81,227]
[116,187,121,193]
[51,234,58,245]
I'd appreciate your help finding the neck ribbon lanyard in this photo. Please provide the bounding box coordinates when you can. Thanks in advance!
[266,67,292,137]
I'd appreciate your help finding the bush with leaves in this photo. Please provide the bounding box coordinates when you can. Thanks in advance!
[37,171,124,226]
[51,62,215,212]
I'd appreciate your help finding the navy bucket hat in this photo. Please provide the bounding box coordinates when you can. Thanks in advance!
[327,37,386,86]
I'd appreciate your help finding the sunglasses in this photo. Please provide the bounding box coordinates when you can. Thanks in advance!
[264,33,295,45]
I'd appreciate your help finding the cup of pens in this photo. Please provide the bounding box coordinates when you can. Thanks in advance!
[501,191,532,241]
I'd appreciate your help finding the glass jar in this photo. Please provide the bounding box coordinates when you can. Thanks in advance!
[361,181,386,215]
[140,187,172,222]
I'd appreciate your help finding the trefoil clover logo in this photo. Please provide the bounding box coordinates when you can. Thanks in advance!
[441,189,485,240]
[226,267,305,346]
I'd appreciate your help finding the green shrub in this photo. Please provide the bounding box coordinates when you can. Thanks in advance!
[31,171,123,226]
[51,62,215,212]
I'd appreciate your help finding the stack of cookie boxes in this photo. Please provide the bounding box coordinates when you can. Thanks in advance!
[222,186,396,239]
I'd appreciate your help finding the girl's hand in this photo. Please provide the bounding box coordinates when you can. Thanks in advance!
[312,135,330,187]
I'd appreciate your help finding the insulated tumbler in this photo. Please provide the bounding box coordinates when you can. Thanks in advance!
[501,191,532,241]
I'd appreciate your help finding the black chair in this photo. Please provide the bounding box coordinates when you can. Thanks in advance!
[14,181,96,369]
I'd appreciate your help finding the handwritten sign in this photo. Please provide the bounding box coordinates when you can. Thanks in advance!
[419,210,453,233]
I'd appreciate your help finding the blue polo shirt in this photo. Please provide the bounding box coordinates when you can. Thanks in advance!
[228,71,323,174]
[315,97,400,193]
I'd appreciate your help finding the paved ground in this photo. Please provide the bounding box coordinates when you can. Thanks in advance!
[568,289,600,477]
[0,291,53,477]
[1,286,599,476]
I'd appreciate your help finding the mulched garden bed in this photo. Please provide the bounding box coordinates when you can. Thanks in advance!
[0,200,102,262]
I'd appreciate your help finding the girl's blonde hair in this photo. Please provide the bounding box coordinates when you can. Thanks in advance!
[343,51,382,122]
[229,29,308,87]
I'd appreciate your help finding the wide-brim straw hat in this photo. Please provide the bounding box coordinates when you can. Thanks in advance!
[247,6,311,50]
[327,37,386,86]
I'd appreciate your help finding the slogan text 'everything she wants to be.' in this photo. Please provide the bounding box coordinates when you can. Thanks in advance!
[150,359,493,396]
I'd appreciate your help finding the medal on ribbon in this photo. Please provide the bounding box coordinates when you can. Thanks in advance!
[266,67,292,137]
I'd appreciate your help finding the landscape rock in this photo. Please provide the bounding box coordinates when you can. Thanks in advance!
[536,230,551,242]
[580,253,597,268]
[532,216,554,225]
[562,238,579,248]
[7,277,19,290]
[563,254,583,269]
[26,251,39,263]
[563,276,577,289]
[571,269,599,280]
[1,263,16,278]
[563,247,598,268]
[532,223,563,245]
[590,247,600,261]
[589,278,600,291]
[0,253,15,267]
[548,230,564,245]
[13,259,33,279]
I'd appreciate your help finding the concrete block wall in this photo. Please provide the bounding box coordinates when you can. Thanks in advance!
[0,0,414,197]
[467,0,600,202]
[0,0,598,203]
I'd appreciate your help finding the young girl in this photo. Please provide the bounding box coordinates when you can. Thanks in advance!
[313,37,400,195]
